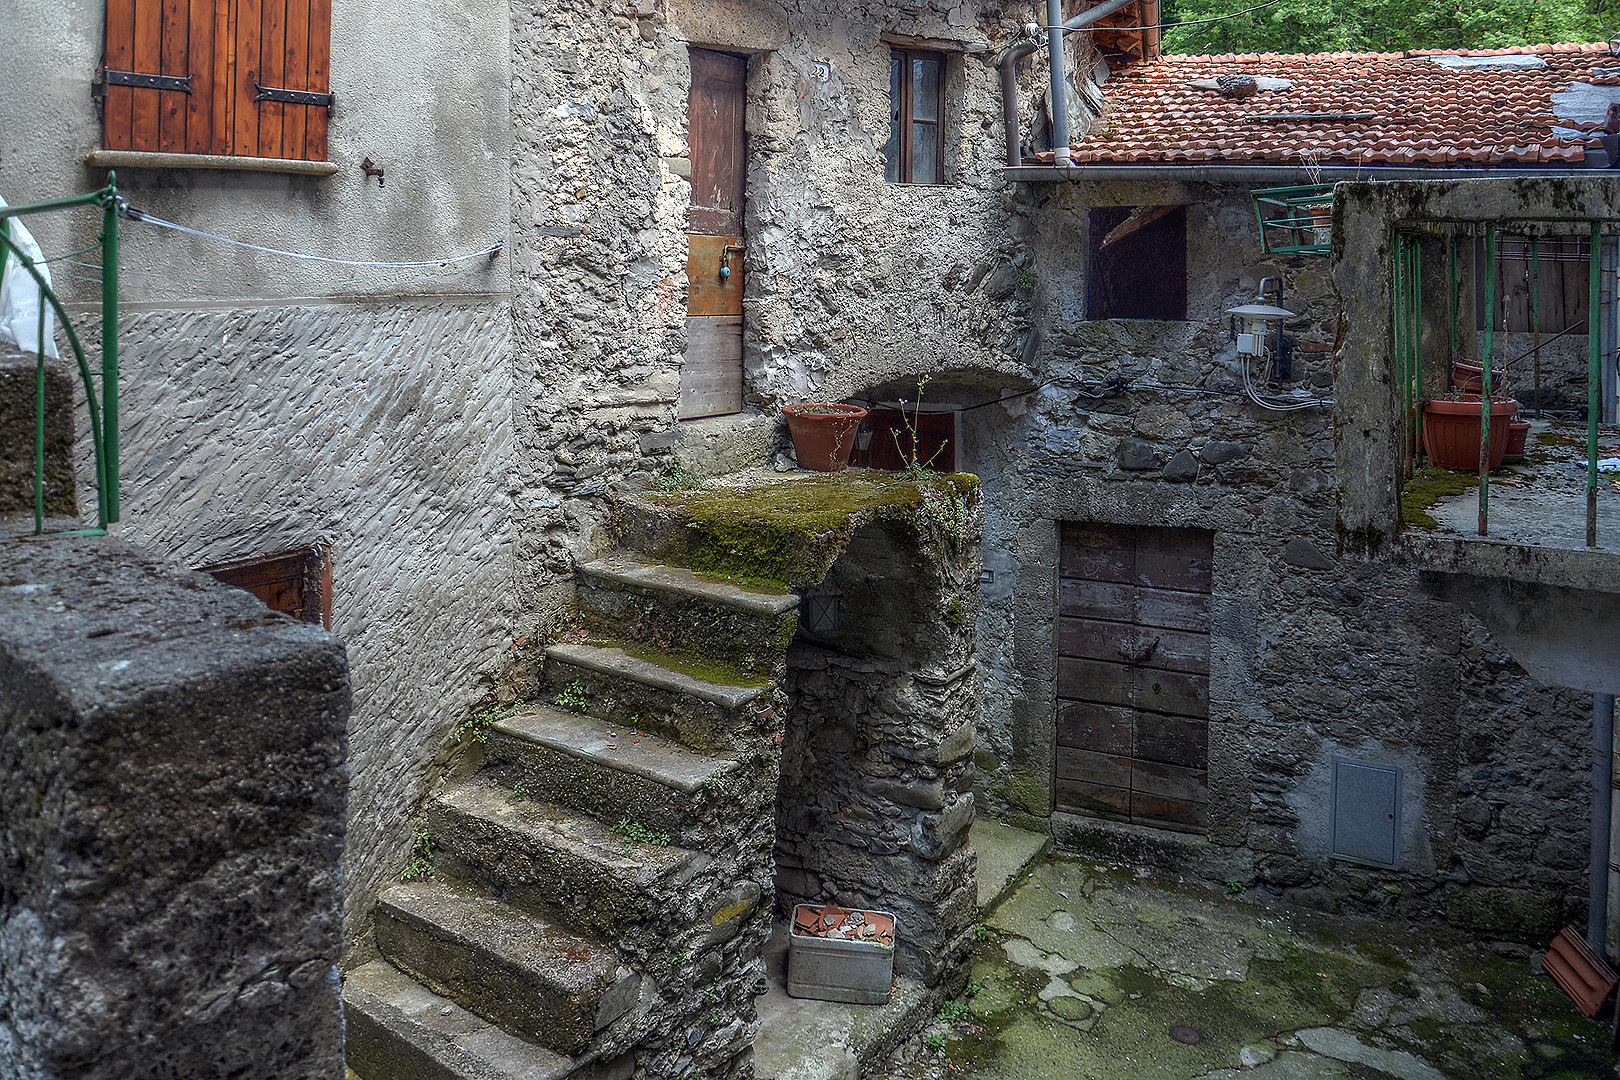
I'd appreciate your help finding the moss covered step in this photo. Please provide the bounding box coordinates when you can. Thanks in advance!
[543,642,774,756]
[427,775,710,943]
[485,705,742,844]
[344,959,582,1080]
[575,554,798,679]
[375,877,641,1056]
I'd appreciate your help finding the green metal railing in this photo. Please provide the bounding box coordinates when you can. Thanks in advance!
[1252,183,1337,256]
[0,177,120,535]
[1393,220,1609,547]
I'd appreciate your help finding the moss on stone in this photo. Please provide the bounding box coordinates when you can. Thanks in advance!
[1401,465,1482,530]
[646,471,980,590]
[594,637,772,689]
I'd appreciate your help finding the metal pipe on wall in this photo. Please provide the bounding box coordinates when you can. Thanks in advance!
[996,0,1138,167]
[1593,693,1615,956]
[1047,0,1071,166]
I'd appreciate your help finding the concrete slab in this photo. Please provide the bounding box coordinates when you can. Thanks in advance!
[970,819,1050,913]
[753,923,931,1080]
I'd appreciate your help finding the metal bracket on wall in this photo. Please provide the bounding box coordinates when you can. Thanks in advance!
[253,82,334,108]
[105,69,194,93]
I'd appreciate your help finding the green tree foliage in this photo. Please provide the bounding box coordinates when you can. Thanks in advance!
[1162,0,1614,55]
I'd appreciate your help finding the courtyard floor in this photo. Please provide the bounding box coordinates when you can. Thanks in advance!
[878,845,1616,1080]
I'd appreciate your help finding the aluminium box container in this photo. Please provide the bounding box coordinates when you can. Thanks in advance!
[787,904,896,1005]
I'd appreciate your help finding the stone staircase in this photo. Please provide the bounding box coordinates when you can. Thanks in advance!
[346,551,800,1080]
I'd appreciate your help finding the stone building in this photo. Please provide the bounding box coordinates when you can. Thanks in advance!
[4,0,1620,1075]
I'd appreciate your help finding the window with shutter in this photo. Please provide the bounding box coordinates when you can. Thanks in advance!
[102,0,331,161]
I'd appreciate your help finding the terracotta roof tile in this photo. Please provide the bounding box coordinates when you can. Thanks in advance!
[1068,42,1619,166]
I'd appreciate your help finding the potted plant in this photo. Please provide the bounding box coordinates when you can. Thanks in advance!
[782,402,868,472]
[1504,416,1533,462]
[1421,395,1518,471]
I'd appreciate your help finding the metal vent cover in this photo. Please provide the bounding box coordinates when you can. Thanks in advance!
[1329,758,1402,869]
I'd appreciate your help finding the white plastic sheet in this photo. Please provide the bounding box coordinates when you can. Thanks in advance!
[0,195,59,358]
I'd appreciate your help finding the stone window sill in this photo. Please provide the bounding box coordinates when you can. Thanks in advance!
[86,150,339,177]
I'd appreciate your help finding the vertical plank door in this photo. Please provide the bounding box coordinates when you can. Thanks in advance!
[1056,522,1213,833]
[680,48,747,420]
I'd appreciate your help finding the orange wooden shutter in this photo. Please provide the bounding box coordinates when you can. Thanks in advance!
[104,0,330,160]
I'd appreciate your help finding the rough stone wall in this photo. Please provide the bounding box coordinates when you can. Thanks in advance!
[99,300,514,954]
[508,0,1044,509]
[953,178,1594,935]
[776,494,984,992]
[0,536,348,1080]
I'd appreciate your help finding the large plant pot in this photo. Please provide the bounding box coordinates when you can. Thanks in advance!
[783,403,868,473]
[1422,398,1517,471]
[1452,360,1484,393]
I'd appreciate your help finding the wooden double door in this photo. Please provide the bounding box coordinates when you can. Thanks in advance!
[1055,522,1213,833]
[680,48,747,419]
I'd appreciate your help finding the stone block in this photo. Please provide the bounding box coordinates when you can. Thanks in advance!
[0,536,349,1080]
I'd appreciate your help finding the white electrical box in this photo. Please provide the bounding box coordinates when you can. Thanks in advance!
[1236,332,1260,355]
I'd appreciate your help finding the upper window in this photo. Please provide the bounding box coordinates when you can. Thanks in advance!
[885,49,945,184]
[101,0,332,161]
[1086,206,1187,321]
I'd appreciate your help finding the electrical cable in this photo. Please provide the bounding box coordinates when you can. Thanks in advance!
[119,203,504,269]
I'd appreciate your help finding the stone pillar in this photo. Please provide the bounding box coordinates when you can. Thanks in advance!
[0,536,350,1080]
[774,490,984,994]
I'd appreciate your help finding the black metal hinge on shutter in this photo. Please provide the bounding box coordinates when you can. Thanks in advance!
[253,81,334,108]
[105,69,194,93]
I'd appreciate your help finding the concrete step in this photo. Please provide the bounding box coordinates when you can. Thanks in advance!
[427,776,711,941]
[543,641,774,755]
[575,553,798,679]
[486,704,741,843]
[375,879,641,1056]
[344,960,580,1080]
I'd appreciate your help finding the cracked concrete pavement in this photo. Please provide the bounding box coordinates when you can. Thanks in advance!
[880,855,1615,1080]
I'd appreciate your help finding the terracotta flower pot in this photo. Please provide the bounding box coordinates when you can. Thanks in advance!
[1452,360,1484,393]
[1421,398,1518,471]
[1505,417,1532,458]
[783,403,868,473]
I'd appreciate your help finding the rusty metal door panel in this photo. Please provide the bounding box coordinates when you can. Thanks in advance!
[686,234,744,317]
[1056,522,1212,833]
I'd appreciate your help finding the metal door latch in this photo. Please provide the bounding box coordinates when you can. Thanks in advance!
[719,244,744,279]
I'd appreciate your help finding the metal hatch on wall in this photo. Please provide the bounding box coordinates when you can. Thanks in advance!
[1055,522,1213,833]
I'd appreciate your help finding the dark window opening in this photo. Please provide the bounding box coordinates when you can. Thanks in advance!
[850,408,957,471]
[885,49,945,184]
[198,544,332,629]
[1086,206,1187,321]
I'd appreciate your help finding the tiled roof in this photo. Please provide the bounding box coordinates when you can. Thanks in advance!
[1063,42,1620,166]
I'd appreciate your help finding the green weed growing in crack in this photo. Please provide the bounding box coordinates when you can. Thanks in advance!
[611,818,670,852]
[939,1000,971,1025]
[459,698,520,744]
[1225,878,1245,897]
[703,768,726,793]
[400,828,436,882]
[973,923,992,942]
[671,948,690,968]
[926,1033,945,1052]
[508,781,528,803]
[554,680,592,714]
[651,455,705,493]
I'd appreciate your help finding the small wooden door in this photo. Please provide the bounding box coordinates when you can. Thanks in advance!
[1055,523,1212,833]
[680,48,747,419]
[849,409,957,471]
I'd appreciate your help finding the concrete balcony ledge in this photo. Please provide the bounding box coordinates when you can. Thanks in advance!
[1398,530,1620,595]
[86,149,340,176]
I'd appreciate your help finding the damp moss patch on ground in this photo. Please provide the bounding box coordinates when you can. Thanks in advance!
[645,470,980,590]
[1402,465,1482,530]
[880,855,1614,1080]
